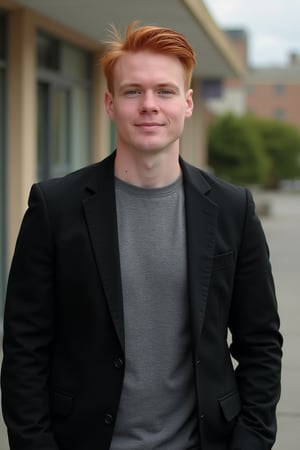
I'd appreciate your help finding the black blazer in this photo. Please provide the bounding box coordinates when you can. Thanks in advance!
[1,152,282,450]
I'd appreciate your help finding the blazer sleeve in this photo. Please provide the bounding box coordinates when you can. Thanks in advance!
[1,183,59,450]
[229,189,283,450]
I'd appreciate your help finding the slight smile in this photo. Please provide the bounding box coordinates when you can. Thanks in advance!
[135,122,165,129]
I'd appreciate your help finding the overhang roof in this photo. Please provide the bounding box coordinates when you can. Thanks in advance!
[247,65,300,84]
[14,0,245,78]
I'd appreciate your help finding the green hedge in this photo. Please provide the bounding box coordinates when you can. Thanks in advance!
[208,113,300,188]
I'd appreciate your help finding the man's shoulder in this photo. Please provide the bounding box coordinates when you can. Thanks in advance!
[182,160,253,231]
[181,158,247,200]
[37,153,114,198]
[39,162,98,191]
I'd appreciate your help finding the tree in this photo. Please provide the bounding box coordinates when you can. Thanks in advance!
[248,117,300,188]
[208,114,268,185]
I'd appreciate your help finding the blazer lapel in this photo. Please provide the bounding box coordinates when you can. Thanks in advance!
[181,160,218,344]
[82,154,125,351]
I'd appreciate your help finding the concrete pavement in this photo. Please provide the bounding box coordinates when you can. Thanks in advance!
[257,191,300,450]
[0,191,299,449]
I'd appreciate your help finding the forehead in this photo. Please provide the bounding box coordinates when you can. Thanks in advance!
[113,51,185,87]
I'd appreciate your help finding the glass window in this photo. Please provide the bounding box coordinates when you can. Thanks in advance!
[37,82,50,181]
[37,32,59,71]
[37,82,72,180]
[202,79,223,99]
[0,68,7,317]
[61,43,91,81]
[0,12,7,60]
[71,86,91,167]
[52,86,71,177]
[0,11,7,317]
[37,32,92,180]
[274,84,285,96]
[274,108,285,121]
[246,85,255,95]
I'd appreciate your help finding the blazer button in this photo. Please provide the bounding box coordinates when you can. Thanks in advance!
[114,357,124,369]
[104,413,113,425]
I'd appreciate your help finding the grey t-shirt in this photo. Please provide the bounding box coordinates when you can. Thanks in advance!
[110,176,198,450]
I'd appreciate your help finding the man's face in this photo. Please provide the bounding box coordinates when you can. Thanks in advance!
[105,51,193,156]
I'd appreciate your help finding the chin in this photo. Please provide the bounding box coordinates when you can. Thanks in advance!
[134,140,171,154]
[138,146,166,154]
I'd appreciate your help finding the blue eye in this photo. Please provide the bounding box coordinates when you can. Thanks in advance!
[158,89,175,96]
[126,89,142,96]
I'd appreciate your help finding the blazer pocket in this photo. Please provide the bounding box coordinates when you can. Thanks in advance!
[213,251,234,271]
[219,391,241,422]
[52,390,73,417]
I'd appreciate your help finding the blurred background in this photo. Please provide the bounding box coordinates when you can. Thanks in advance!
[0,1,299,449]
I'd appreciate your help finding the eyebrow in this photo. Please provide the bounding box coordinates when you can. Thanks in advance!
[119,82,180,92]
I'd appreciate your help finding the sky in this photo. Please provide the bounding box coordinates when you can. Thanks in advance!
[205,0,300,67]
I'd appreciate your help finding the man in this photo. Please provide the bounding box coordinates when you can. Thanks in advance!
[1,22,282,450]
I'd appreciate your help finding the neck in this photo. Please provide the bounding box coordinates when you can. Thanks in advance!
[114,147,181,188]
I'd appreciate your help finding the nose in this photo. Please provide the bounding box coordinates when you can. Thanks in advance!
[139,91,158,113]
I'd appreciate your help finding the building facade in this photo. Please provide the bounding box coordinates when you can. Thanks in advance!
[204,26,300,131]
[246,56,300,128]
[203,29,248,117]
[0,0,244,326]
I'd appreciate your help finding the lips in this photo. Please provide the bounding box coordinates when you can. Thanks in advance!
[135,122,164,128]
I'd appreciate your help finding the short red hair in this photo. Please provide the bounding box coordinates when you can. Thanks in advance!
[101,21,196,93]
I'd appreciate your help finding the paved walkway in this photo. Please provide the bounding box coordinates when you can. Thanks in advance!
[0,191,299,449]
[256,191,300,450]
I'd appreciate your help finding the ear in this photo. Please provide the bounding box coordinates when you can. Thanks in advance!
[104,91,115,119]
[185,89,193,118]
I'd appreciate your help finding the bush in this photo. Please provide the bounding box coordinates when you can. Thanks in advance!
[208,114,300,188]
[208,114,268,185]
[247,116,300,188]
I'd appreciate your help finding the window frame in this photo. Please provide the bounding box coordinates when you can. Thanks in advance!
[36,31,93,181]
